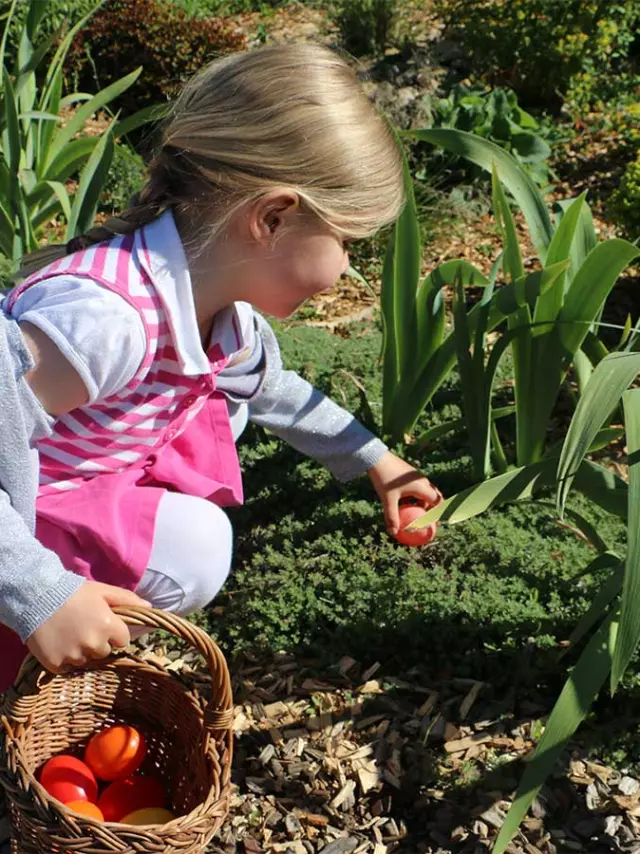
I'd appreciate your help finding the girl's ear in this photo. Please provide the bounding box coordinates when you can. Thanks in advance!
[246,188,300,244]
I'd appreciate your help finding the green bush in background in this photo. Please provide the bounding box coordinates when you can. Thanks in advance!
[611,149,640,241]
[168,0,293,14]
[435,0,640,111]
[65,0,246,114]
[330,0,395,57]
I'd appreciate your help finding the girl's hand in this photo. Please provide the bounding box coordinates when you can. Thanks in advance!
[26,582,149,675]
[368,451,443,537]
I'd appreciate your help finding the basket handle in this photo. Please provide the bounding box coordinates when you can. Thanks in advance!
[113,606,234,736]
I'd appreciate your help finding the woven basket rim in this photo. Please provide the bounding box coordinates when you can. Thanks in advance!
[0,607,234,850]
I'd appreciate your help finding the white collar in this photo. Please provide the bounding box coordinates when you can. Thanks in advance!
[134,210,255,376]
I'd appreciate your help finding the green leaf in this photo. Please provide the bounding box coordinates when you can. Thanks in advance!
[453,268,491,480]
[565,556,623,650]
[66,122,115,238]
[406,459,557,529]
[573,460,628,520]
[557,352,640,516]
[553,196,597,281]
[0,0,18,74]
[535,193,587,326]
[491,164,524,283]
[43,180,71,222]
[416,406,515,446]
[493,610,618,854]
[41,136,99,185]
[381,144,422,437]
[510,131,551,163]
[611,389,640,692]
[396,262,567,438]
[112,102,171,139]
[411,128,554,260]
[43,68,141,173]
[559,240,640,355]
[2,66,22,174]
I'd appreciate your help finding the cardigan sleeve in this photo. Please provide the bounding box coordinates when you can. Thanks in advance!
[227,314,389,482]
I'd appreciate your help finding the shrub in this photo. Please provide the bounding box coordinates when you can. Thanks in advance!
[610,150,640,240]
[330,0,396,57]
[99,144,147,214]
[167,0,290,14]
[66,0,246,114]
[435,0,640,111]
[426,84,553,188]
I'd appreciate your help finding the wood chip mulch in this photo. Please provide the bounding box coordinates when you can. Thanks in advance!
[3,643,640,853]
[132,643,640,854]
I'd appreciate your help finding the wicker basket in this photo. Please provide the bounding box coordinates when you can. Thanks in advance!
[0,606,233,854]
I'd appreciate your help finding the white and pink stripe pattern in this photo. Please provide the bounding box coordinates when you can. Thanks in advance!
[6,229,209,494]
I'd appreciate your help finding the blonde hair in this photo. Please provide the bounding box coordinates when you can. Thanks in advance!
[20,43,404,277]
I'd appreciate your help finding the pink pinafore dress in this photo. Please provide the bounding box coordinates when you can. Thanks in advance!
[0,222,243,689]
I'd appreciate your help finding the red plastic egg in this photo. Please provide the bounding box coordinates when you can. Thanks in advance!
[85,726,146,781]
[98,775,166,823]
[394,504,437,547]
[40,755,98,805]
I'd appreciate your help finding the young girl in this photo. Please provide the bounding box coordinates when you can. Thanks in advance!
[0,43,441,687]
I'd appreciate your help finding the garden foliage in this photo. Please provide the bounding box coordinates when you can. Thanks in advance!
[611,148,640,240]
[65,0,246,114]
[381,128,639,477]
[410,350,640,853]
[329,0,396,57]
[427,84,553,188]
[0,0,157,265]
[434,0,640,111]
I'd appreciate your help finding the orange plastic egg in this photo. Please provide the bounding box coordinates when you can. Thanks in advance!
[98,775,166,823]
[394,503,437,547]
[40,755,98,805]
[66,801,105,821]
[120,807,175,826]
[85,726,146,781]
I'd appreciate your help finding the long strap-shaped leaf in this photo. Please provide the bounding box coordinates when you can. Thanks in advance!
[406,457,627,530]
[535,193,587,326]
[410,128,554,261]
[43,68,141,174]
[395,261,568,438]
[65,120,116,239]
[381,145,421,433]
[611,389,640,692]
[556,351,640,516]
[492,609,619,854]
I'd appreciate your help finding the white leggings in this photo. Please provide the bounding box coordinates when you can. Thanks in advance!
[135,492,233,616]
[134,402,248,617]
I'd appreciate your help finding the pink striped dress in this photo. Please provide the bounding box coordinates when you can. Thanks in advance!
[3,219,244,592]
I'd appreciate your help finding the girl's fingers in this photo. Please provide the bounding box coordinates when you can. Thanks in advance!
[385,494,400,535]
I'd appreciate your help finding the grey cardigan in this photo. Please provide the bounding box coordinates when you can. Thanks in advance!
[0,308,387,641]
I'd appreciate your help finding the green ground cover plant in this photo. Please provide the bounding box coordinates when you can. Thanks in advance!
[208,323,623,684]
